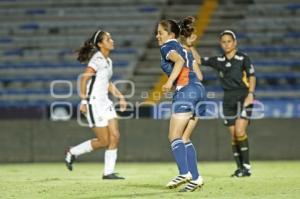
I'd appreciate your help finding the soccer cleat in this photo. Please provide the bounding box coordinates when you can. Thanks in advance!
[231,168,251,177]
[242,164,251,176]
[102,173,125,180]
[179,176,204,192]
[65,148,76,171]
[230,168,243,177]
[242,168,251,177]
[166,173,192,189]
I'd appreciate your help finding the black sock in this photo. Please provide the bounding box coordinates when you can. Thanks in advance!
[232,142,243,169]
[237,135,250,167]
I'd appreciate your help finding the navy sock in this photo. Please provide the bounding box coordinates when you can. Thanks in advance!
[185,142,200,180]
[171,139,189,175]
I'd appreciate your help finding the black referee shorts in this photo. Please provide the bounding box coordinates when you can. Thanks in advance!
[222,89,253,126]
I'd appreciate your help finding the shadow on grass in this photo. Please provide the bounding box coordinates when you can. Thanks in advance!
[82,183,176,199]
[87,191,173,199]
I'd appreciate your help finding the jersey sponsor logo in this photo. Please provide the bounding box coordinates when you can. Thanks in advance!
[225,62,231,67]
[234,55,244,60]
[217,57,226,62]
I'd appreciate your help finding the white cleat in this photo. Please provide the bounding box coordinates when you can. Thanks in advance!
[166,172,192,189]
[65,148,76,171]
[179,176,204,192]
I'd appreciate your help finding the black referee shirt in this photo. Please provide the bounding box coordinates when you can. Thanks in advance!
[201,51,255,91]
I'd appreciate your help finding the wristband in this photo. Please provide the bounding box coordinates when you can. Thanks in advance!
[81,99,88,105]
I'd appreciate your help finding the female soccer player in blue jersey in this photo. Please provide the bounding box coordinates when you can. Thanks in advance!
[156,17,206,192]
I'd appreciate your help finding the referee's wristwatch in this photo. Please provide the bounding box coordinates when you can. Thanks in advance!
[248,91,255,97]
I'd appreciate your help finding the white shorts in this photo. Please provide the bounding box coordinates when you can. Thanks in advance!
[86,99,117,127]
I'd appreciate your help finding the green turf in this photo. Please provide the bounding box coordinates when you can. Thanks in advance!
[1,161,300,199]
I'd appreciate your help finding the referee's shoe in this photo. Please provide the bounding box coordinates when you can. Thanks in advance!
[102,173,125,180]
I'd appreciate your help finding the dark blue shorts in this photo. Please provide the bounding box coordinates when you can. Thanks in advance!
[172,83,206,116]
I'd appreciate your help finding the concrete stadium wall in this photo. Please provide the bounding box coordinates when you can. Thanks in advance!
[0,119,299,163]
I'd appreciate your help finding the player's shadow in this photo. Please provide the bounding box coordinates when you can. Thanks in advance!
[126,183,165,189]
[92,191,172,199]
[83,184,174,199]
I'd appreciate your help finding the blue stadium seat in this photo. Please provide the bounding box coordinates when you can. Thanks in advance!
[285,32,300,38]
[253,60,300,67]
[0,74,121,82]
[239,46,300,53]
[3,49,23,56]
[137,5,158,13]
[285,3,300,11]
[25,8,46,15]
[19,23,40,30]
[0,37,12,43]
[0,61,129,69]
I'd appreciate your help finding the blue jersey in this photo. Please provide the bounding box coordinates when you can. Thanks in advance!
[160,39,201,86]
[160,39,206,115]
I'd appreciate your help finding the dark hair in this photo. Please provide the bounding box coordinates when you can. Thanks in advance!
[220,30,236,40]
[77,30,106,63]
[159,19,181,38]
[178,16,195,38]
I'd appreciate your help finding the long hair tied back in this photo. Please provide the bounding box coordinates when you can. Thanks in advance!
[178,16,195,38]
[77,29,105,63]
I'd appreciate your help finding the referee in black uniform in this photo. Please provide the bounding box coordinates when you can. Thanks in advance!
[199,30,256,177]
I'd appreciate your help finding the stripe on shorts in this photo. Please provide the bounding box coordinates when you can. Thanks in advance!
[88,104,96,127]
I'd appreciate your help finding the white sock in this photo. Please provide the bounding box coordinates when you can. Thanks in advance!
[191,175,204,185]
[70,140,93,157]
[103,149,118,176]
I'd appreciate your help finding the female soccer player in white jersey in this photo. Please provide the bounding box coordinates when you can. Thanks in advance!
[65,30,127,180]
[156,17,206,192]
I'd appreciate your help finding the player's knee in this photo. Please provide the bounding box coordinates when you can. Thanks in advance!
[181,135,190,143]
[168,134,181,142]
[110,131,120,144]
[235,128,245,137]
[92,138,102,149]
[102,134,110,146]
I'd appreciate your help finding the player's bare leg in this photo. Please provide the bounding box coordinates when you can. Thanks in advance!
[167,113,192,189]
[65,127,109,171]
[102,119,124,180]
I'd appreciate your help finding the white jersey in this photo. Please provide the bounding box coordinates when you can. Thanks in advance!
[87,51,113,101]
[85,51,117,127]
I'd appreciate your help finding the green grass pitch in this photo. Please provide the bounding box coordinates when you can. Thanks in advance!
[1,161,300,199]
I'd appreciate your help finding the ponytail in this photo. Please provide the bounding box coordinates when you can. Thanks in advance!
[178,16,195,38]
[76,29,105,63]
[76,38,95,63]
